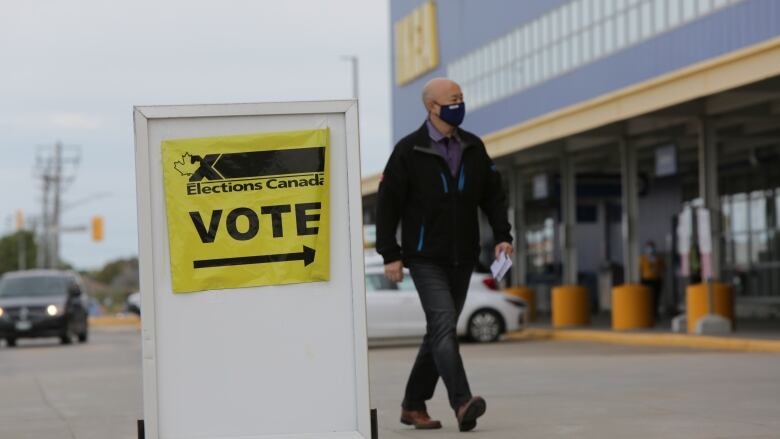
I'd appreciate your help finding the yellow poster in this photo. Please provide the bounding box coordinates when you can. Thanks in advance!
[161,129,330,293]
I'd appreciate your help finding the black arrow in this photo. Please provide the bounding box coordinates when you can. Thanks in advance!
[192,246,316,269]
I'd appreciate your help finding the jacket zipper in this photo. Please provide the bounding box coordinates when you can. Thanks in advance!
[412,144,473,265]
[417,224,425,252]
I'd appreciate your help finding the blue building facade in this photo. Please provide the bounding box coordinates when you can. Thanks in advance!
[391,0,779,140]
[379,0,780,319]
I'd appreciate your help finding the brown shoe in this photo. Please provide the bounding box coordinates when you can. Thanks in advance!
[400,409,442,429]
[456,396,486,432]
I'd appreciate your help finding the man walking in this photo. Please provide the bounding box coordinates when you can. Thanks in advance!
[376,77,513,432]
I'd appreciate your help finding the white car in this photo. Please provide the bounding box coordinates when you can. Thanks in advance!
[363,258,525,343]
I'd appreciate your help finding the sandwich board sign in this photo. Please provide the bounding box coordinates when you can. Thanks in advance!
[133,101,370,439]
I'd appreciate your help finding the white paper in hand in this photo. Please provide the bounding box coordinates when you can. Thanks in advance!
[490,251,513,282]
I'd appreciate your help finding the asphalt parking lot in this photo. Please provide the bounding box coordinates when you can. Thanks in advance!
[0,328,778,438]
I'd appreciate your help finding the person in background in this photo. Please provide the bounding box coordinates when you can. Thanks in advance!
[376,77,513,432]
[640,240,665,319]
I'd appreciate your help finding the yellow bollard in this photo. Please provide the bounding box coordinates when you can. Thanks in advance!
[686,282,734,333]
[551,285,590,328]
[506,287,536,322]
[611,284,653,330]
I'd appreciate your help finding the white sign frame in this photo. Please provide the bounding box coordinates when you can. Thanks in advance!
[133,101,370,439]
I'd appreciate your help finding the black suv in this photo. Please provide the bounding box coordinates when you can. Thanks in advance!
[0,270,89,347]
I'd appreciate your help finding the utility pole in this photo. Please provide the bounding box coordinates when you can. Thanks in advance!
[51,141,62,268]
[34,141,79,268]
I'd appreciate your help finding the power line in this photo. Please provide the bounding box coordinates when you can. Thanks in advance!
[33,141,80,268]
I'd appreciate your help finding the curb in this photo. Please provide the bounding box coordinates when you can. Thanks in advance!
[507,328,780,353]
[88,315,141,328]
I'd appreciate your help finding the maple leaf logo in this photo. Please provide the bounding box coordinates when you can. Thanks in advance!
[173,152,199,176]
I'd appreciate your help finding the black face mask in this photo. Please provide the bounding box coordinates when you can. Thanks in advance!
[435,101,466,126]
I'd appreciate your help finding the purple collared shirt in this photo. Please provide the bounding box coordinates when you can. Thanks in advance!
[426,119,461,177]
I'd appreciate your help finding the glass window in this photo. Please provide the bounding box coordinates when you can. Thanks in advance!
[616,0,627,13]
[397,276,416,291]
[615,11,627,48]
[775,190,780,229]
[734,234,749,268]
[491,71,499,100]
[571,2,581,33]
[751,232,768,264]
[514,30,524,60]
[550,42,560,75]
[0,275,69,298]
[698,0,713,15]
[593,23,604,58]
[713,0,729,8]
[540,15,549,48]
[492,70,501,99]
[682,0,696,21]
[750,191,767,231]
[571,34,581,67]
[603,16,615,53]
[506,35,514,64]
[581,0,592,28]
[605,0,615,17]
[641,1,653,39]
[482,75,491,105]
[561,7,570,40]
[541,47,550,79]
[722,196,732,233]
[581,28,592,63]
[365,274,396,292]
[510,63,520,92]
[533,52,542,83]
[529,21,538,53]
[669,0,681,27]
[524,58,532,86]
[478,48,487,75]
[551,9,561,43]
[654,0,667,33]
[592,0,603,22]
[628,6,640,44]
[525,25,533,54]
[732,194,748,233]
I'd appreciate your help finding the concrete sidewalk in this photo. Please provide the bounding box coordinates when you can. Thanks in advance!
[369,340,780,439]
[512,314,780,352]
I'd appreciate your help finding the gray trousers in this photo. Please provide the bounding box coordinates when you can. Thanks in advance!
[402,261,473,411]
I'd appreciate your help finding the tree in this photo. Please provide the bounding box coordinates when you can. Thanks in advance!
[0,231,38,275]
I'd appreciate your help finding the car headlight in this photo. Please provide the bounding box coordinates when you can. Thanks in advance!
[47,305,59,316]
[0,307,4,318]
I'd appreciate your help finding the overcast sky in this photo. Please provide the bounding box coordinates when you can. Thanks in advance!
[0,0,391,270]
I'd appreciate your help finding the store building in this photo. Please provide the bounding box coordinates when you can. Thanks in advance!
[363,0,780,318]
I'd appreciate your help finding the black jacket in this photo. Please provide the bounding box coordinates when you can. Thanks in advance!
[376,122,512,266]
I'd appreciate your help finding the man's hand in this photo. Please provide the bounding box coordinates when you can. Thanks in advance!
[495,242,514,259]
[384,260,404,283]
